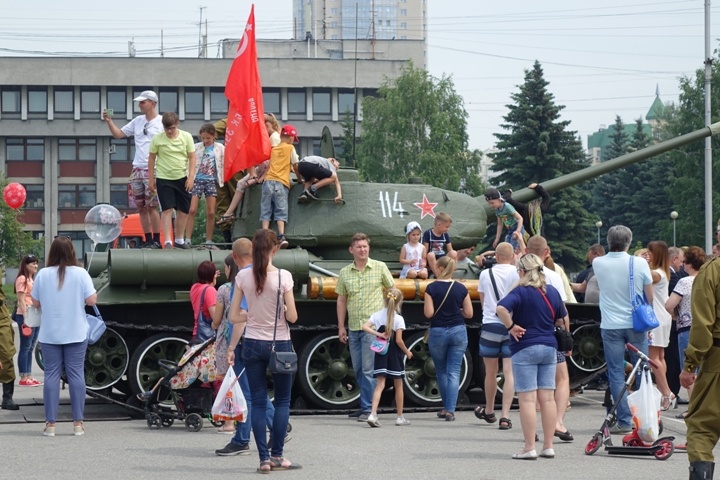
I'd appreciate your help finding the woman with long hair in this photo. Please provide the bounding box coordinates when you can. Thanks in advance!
[646,240,674,410]
[228,229,300,473]
[31,237,96,437]
[423,256,473,422]
[14,253,40,386]
[497,253,568,460]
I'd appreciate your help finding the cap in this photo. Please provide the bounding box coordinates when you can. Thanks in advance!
[133,90,159,103]
[484,187,501,200]
[405,221,421,235]
[281,124,299,143]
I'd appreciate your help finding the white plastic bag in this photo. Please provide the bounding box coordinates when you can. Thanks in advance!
[211,367,247,423]
[627,368,661,442]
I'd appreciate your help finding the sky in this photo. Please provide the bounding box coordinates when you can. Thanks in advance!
[0,0,715,151]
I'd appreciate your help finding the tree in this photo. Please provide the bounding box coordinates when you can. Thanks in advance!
[0,175,43,267]
[337,107,356,167]
[491,61,593,270]
[190,197,224,246]
[357,62,485,196]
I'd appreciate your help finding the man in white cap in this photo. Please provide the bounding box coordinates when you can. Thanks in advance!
[103,90,163,248]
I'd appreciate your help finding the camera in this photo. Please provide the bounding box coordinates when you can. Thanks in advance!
[481,255,497,268]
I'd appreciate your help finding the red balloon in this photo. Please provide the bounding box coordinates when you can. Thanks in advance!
[3,183,26,209]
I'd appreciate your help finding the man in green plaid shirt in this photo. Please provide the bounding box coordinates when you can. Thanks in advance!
[336,233,394,421]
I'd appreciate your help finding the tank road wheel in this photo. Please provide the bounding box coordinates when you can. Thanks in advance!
[298,332,360,409]
[128,334,189,396]
[403,332,473,407]
[85,328,130,391]
[570,325,606,372]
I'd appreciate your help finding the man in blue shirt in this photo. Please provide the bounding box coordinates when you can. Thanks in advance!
[592,225,653,434]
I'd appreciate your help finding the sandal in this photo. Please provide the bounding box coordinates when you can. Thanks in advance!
[257,460,272,474]
[269,457,302,471]
[676,410,689,419]
[217,215,234,224]
[474,407,497,424]
[554,430,574,441]
[499,418,512,430]
[661,393,677,411]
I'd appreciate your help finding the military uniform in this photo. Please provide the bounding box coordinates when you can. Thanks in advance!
[685,258,720,478]
[0,267,18,410]
[213,118,244,245]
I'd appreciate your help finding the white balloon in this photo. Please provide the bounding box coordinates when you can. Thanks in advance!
[84,205,124,244]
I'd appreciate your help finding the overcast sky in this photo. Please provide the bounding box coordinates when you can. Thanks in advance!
[1,0,714,151]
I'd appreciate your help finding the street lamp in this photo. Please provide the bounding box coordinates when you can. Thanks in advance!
[595,221,602,245]
[670,211,678,246]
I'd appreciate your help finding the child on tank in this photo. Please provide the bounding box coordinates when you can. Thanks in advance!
[399,221,428,279]
[362,288,413,427]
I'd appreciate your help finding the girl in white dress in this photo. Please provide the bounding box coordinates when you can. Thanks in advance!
[400,221,428,279]
[647,240,674,410]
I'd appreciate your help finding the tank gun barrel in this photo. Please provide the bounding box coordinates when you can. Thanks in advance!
[484,121,720,216]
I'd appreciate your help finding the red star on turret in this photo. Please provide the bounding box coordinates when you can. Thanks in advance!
[414,194,438,219]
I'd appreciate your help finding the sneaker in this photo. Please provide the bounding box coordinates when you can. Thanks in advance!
[395,416,410,426]
[348,409,362,419]
[357,412,371,422]
[595,381,609,391]
[43,423,55,437]
[609,424,633,435]
[367,414,381,427]
[278,235,289,249]
[174,241,191,250]
[298,191,309,204]
[28,378,43,386]
[306,186,319,200]
[19,378,41,387]
[150,241,162,249]
[204,241,219,250]
[215,442,250,456]
[268,433,292,445]
[73,423,85,436]
[164,242,173,249]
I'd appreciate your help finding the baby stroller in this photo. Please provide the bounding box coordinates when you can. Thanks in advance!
[142,336,221,432]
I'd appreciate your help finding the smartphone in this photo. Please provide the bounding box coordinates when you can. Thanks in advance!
[106,108,114,118]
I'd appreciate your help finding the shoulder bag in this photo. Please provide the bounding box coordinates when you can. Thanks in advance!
[630,257,660,333]
[195,286,216,342]
[538,288,574,352]
[86,305,107,345]
[268,269,298,374]
[24,305,42,328]
[488,268,501,302]
[422,280,456,343]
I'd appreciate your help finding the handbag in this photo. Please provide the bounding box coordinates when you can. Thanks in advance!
[268,269,298,374]
[370,337,389,355]
[195,286,216,342]
[422,280,456,343]
[538,288,574,351]
[86,305,107,345]
[24,305,42,328]
[629,257,660,333]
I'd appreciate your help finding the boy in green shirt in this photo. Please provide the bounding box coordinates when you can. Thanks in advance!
[148,112,196,249]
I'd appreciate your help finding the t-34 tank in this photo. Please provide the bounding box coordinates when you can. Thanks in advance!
[80,121,720,409]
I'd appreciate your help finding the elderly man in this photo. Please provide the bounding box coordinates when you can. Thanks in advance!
[593,225,653,434]
[667,246,688,403]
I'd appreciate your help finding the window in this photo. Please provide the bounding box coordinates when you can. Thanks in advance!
[6,138,44,161]
[59,138,97,161]
[24,185,44,209]
[54,88,74,113]
[262,90,280,114]
[386,20,391,26]
[132,87,153,113]
[210,89,228,114]
[400,22,407,29]
[2,87,20,113]
[312,139,322,156]
[401,35,407,40]
[57,231,92,261]
[110,184,128,208]
[331,21,338,28]
[312,91,331,114]
[110,138,135,161]
[338,92,354,114]
[107,88,126,114]
[287,90,306,114]
[28,88,47,113]
[401,9,407,15]
[81,89,100,113]
[159,88,178,113]
[331,7,337,14]
[59,184,96,208]
[185,88,204,114]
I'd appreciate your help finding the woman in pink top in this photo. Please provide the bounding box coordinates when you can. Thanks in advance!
[228,229,300,473]
[14,254,40,386]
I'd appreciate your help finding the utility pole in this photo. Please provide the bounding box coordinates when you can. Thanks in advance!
[160,30,164,57]
[198,5,207,58]
[371,0,375,59]
[352,3,359,168]
[705,0,713,253]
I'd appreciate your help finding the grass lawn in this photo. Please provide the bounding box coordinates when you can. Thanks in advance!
[2,284,16,312]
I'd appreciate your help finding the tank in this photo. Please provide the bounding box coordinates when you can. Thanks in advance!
[71,121,720,409]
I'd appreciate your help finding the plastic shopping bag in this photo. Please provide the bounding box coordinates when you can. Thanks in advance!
[627,368,661,443]
[211,367,248,423]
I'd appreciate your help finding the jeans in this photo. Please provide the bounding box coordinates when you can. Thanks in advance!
[231,343,275,447]
[678,330,695,373]
[242,338,293,461]
[505,224,525,250]
[600,328,648,428]
[41,340,87,423]
[427,325,468,413]
[347,330,376,412]
[16,314,39,376]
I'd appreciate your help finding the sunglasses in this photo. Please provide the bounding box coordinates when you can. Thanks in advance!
[26,254,38,262]
[143,122,150,135]
[54,235,71,240]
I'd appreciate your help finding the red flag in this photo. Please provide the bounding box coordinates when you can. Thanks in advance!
[223,5,271,182]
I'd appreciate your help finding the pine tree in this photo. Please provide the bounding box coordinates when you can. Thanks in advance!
[491,61,593,270]
[337,108,356,167]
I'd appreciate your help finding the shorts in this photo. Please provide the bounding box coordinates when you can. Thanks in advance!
[156,177,191,214]
[298,161,333,182]
[260,180,289,222]
[505,224,525,251]
[129,168,159,209]
[190,178,217,198]
[556,350,566,363]
[479,322,512,359]
[511,344,557,393]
